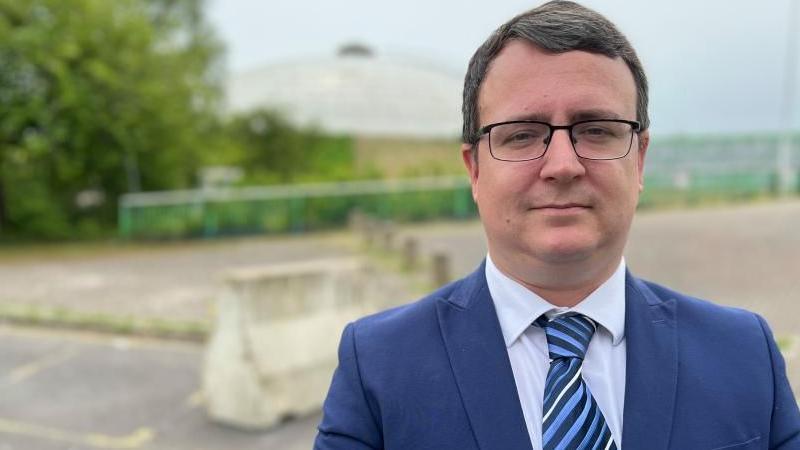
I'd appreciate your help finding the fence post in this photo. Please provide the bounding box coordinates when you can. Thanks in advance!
[288,197,306,233]
[362,216,378,248]
[348,209,366,234]
[202,196,218,239]
[432,251,452,287]
[380,220,395,251]
[118,202,132,239]
[402,237,419,271]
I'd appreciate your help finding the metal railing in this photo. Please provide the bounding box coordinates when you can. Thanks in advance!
[118,137,800,239]
[119,176,475,239]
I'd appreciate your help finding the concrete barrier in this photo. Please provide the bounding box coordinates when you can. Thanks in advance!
[202,257,380,429]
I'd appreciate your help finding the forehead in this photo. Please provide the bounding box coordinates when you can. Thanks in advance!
[478,40,638,125]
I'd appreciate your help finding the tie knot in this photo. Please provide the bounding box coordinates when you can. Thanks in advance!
[536,314,597,360]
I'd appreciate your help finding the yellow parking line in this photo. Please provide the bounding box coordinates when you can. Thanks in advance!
[5,348,80,384]
[185,390,205,408]
[0,417,154,449]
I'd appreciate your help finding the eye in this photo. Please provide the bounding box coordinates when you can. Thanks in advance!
[509,131,538,142]
[499,125,547,146]
[574,122,624,140]
[582,126,612,136]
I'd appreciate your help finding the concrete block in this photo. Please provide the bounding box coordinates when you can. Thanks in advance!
[203,257,377,429]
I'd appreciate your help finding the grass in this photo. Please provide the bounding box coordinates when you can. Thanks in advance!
[0,228,354,263]
[0,303,209,342]
[777,336,795,354]
[354,136,462,178]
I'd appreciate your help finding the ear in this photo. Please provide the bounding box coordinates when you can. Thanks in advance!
[461,143,479,202]
[635,130,649,192]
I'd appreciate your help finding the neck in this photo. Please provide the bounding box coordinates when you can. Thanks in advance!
[491,251,622,308]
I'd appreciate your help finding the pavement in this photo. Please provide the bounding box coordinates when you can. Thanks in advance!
[0,200,798,449]
[414,200,800,332]
[0,325,320,450]
[0,233,355,323]
[0,233,357,450]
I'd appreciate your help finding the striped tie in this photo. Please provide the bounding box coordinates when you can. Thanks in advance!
[537,314,617,450]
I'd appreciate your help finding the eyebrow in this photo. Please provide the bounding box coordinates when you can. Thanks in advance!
[500,109,624,124]
[571,109,623,122]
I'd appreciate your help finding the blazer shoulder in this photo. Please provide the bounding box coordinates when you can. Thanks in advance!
[634,276,765,333]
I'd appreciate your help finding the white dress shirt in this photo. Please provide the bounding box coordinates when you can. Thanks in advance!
[485,255,627,449]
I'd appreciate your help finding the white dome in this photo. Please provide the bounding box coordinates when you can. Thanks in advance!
[224,49,464,138]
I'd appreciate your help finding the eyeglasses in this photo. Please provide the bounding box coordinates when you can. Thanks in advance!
[478,119,641,162]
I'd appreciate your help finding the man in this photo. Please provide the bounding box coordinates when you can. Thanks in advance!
[315,1,800,449]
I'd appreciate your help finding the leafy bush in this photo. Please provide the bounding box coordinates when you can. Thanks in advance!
[0,0,223,239]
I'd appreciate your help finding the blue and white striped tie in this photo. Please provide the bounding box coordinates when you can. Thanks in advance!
[537,314,617,450]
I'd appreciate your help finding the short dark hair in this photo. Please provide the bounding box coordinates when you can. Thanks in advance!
[462,0,649,149]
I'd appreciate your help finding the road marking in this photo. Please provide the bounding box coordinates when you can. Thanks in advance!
[186,390,205,408]
[5,348,80,384]
[87,427,154,449]
[0,417,154,449]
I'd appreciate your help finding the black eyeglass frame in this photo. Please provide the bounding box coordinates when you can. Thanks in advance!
[477,119,642,162]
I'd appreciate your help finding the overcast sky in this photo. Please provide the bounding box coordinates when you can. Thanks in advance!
[207,0,799,135]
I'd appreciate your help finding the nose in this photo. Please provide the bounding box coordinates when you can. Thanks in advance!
[539,129,586,183]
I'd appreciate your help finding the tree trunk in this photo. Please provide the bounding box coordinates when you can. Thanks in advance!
[0,174,6,232]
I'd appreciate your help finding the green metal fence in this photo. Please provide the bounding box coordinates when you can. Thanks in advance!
[639,167,785,207]
[118,168,796,239]
[119,176,476,239]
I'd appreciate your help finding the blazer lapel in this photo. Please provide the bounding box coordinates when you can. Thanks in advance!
[436,263,532,450]
[621,272,678,450]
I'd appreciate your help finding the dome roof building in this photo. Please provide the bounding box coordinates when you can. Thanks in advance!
[224,45,464,138]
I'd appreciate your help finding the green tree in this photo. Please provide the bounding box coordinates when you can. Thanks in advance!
[0,0,223,238]
[226,109,358,184]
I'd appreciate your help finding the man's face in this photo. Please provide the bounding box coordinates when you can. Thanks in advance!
[462,40,648,278]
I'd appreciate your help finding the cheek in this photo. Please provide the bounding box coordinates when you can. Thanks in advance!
[475,167,532,223]
[481,159,538,189]
[588,168,641,220]
[480,168,532,203]
[597,160,641,192]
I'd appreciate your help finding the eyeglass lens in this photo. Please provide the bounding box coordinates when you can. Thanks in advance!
[489,120,634,161]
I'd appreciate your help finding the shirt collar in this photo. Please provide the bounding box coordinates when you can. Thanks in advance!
[486,254,626,348]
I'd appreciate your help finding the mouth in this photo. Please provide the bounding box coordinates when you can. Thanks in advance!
[532,203,591,210]
[529,204,592,217]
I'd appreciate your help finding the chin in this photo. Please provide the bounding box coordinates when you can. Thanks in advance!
[526,234,601,264]
[536,246,596,264]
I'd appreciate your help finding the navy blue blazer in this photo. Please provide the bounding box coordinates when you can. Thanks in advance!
[316,263,800,449]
